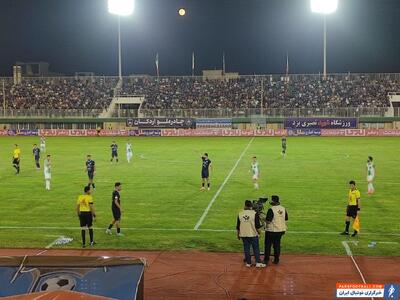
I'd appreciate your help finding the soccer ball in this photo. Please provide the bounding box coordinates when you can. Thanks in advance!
[40,274,76,291]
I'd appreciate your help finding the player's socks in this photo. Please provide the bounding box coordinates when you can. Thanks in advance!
[207,183,210,188]
[254,183,259,189]
[202,183,205,187]
[108,224,113,230]
[89,229,94,243]
[345,221,350,232]
[368,183,374,194]
[92,183,96,189]
[81,230,86,246]
[117,227,121,234]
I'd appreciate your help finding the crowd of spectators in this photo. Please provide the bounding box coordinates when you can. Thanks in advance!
[265,76,397,109]
[1,75,399,111]
[122,75,399,110]
[3,78,117,110]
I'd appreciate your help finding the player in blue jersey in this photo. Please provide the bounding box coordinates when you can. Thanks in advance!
[201,153,212,191]
[32,144,41,169]
[86,154,96,189]
[110,141,119,163]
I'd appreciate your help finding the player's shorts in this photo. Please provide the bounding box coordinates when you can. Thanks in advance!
[252,174,259,180]
[112,207,121,221]
[79,212,93,227]
[13,158,19,165]
[201,170,209,179]
[367,175,374,182]
[35,156,40,162]
[87,171,94,180]
[44,172,51,180]
[112,151,118,158]
[346,205,358,218]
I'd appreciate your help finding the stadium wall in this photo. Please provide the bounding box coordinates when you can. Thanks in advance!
[1,128,400,137]
[1,117,400,132]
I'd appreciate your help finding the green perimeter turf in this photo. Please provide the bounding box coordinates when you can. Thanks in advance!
[0,136,399,256]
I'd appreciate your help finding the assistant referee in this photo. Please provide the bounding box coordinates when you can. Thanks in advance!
[76,186,96,248]
[341,180,361,237]
[12,144,21,174]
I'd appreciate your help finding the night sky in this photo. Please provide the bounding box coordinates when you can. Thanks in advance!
[0,0,399,76]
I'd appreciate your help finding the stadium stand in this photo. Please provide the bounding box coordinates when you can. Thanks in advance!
[3,77,117,110]
[1,74,399,111]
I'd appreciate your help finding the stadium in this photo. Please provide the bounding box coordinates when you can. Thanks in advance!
[0,0,399,299]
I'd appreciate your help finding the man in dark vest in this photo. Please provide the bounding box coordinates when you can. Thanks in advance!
[264,195,288,265]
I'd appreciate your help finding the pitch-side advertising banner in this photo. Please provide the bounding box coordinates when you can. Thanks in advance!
[1,128,400,137]
[285,118,358,129]
[0,129,39,136]
[126,118,194,128]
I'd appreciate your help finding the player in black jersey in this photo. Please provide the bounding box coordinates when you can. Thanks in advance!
[201,153,212,191]
[32,144,41,169]
[110,141,119,163]
[281,136,287,158]
[85,155,96,189]
[106,182,123,236]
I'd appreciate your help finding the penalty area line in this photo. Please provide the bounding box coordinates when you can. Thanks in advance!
[194,137,255,230]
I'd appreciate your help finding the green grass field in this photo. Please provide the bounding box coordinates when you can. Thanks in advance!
[0,136,399,256]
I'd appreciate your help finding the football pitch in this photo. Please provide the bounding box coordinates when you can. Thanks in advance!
[0,136,399,256]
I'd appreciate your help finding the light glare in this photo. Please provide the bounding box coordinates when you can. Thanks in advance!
[108,0,135,16]
[311,0,338,14]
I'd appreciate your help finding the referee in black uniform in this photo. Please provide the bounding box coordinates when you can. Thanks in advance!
[106,182,123,236]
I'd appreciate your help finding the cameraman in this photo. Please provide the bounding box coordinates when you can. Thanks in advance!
[264,195,288,265]
[236,200,266,268]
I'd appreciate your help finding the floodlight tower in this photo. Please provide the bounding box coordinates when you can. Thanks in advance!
[108,0,135,78]
[311,0,338,79]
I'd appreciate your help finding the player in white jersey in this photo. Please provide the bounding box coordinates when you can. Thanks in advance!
[126,141,133,163]
[44,154,52,190]
[250,156,260,190]
[366,156,375,194]
[40,136,46,152]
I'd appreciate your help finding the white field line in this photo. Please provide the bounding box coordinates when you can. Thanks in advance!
[35,235,63,256]
[194,137,255,230]
[45,236,63,249]
[341,241,373,300]
[1,226,400,237]
[375,241,399,244]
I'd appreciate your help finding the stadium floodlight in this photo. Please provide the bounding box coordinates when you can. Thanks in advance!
[108,0,135,16]
[311,0,338,79]
[108,0,134,78]
[310,0,338,14]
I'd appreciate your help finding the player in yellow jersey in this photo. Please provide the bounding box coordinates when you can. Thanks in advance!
[12,144,21,174]
[76,186,96,248]
[340,180,361,237]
